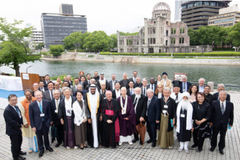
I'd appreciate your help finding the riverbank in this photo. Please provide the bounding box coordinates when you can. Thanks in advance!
[41,52,240,66]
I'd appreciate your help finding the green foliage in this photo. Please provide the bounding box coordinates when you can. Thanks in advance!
[119,32,139,36]
[228,22,240,50]
[49,45,64,57]
[51,74,75,81]
[88,55,94,58]
[0,18,41,76]
[35,42,44,50]
[109,34,117,49]
[63,31,90,50]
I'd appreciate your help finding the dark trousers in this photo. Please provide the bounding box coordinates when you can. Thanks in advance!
[193,128,205,149]
[146,117,156,144]
[56,124,64,144]
[10,134,22,158]
[211,123,227,150]
[36,123,50,151]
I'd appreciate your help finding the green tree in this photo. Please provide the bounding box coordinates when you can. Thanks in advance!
[63,31,90,50]
[0,18,41,76]
[49,45,64,57]
[35,42,44,50]
[109,34,117,49]
[228,22,240,51]
[83,31,110,52]
[188,28,199,45]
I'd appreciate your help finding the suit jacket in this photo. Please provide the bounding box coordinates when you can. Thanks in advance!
[4,105,23,136]
[129,77,137,83]
[29,99,52,130]
[131,94,147,124]
[50,98,62,126]
[43,90,53,101]
[127,88,135,96]
[213,92,230,101]
[205,93,217,106]
[72,84,78,93]
[112,89,121,99]
[211,100,234,129]
[160,79,172,89]
[97,80,109,90]
[180,81,192,93]
[141,86,148,96]
[119,79,130,89]
[39,87,48,92]
[73,90,87,99]
[108,80,118,91]
[147,83,156,92]
[43,81,49,91]
[147,96,160,123]
[134,82,142,88]
[83,80,91,89]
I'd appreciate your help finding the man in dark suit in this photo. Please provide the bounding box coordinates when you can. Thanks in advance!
[72,78,80,93]
[210,90,234,155]
[50,90,63,147]
[4,94,26,160]
[39,81,47,92]
[146,88,159,147]
[97,74,109,89]
[119,73,130,89]
[43,74,50,91]
[147,77,156,93]
[73,84,87,99]
[134,77,142,88]
[213,84,230,101]
[141,78,148,96]
[112,82,121,99]
[131,87,147,144]
[204,85,217,106]
[108,74,118,91]
[127,81,135,96]
[179,75,192,93]
[29,91,54,157]
[43,81,54,101]
[129,71,138,84]
[84,73,91,89]
[93,71,100,82]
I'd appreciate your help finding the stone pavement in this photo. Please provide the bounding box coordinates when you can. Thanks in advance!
[0,91,240,160]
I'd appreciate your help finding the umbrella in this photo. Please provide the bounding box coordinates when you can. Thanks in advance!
[136,121,146,145]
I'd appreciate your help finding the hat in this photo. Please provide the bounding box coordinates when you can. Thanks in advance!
[162,72,168,76]
[90,84,97,88]
[172,80,180,88]
[182,92,190,99]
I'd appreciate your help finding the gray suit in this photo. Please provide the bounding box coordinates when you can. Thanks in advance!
[43,90,53,101]
[108,80,118,91]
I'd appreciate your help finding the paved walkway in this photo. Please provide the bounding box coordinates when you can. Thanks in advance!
[0,92,239,160]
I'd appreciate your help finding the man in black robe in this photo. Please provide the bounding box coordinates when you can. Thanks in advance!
[119,73,130,89]
[204,85,217,107]
[100,91,120,148]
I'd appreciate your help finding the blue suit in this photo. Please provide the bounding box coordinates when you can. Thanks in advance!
[180,81,192,93]
[146,96,160,144]
[29,99,52,151]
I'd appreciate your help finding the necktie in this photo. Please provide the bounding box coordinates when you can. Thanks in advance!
[15,106,22,123]
[175,94,178,101]
[146,99,151,116]
[183,83,186,90]
[151,84,153,90]
[133,97,137,106]
[143,88,145,95]
[50,90,53,100]
[221,103,225,115]
[39,102,44,121]
[130,89,132,95]
[56,99,59,111]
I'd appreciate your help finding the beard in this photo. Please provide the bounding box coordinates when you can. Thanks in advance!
[181,99,189,110]
[136,94,141,99]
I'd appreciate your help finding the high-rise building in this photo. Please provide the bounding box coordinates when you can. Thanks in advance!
[181,0,232,29]
[174,0,188,21]
[41,4,87,48]
[208,4,240,27]
[59,4,73,15]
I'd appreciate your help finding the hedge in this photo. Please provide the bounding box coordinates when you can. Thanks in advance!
[100,52,240,56]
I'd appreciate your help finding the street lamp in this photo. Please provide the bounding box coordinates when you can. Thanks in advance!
[202,41,204,56]
[26,65,32,73]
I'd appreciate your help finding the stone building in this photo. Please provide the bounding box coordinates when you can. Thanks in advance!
[117,2,190,53]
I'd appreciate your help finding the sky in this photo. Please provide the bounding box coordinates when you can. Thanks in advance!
[0,0,239,35]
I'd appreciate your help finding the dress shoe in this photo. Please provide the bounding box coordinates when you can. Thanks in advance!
[52,137,55,143]
[140,140,143,145]
[210,147,215,152]
[191,144,197,149]
[39,151,44,157]
[147,139,152,143]
[46,147,54,152]
[196,148,202,152]
[55,143,61,147]
[151,143,156,147]
[14,156,26,160]
[19,151,26,155]
[219,150,224,155]
[132,138,139,143]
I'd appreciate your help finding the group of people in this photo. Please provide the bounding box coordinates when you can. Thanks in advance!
[4,71,234,160]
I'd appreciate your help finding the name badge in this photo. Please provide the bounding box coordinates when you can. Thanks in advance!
[162,110,167,114]
[40,113,45,117]
[180,114,185,118]
[164,105,168,109]
[55,110,58,113]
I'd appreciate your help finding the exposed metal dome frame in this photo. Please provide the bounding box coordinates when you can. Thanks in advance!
[152,2,171,12]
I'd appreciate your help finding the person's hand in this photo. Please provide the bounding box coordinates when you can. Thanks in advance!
[209,122,213,127]
[50,121,53,125]
[61,119,64,125]
[124,117,129,120]
[83,119,87,123]
[107,120,113,124]
[32,127,36,132]
[195,120,200,125]
[24,124,29,128]
[172,119,175,126]
[88,119,92,124]
[20,124,23,130]
[99,116,103,122]
[156,120,160,123]
[139,117,145,122]
[191,128,194,132]
[175,125,177,129]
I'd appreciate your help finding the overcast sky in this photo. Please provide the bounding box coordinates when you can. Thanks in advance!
[0,0,239,35]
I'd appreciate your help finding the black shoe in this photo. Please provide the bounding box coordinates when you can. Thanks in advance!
[132,138,139,143]
[197,148,202,152]
[18,156,26,160]
[39,151,44,157]
[55,143,61,147]
[19,151,26,155]
[151,143,156,147]
[46,147,54,152]
[210,147,215,152]
[140,140,143,145]
[191,144,197,149]
[219,150,224,155]
[52,138,55,143]
[84,145,88,148]
[147,139,152,143]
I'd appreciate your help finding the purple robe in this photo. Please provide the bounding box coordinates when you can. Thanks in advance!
[117,96,136,136]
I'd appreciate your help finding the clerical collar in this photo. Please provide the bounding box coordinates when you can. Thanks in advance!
[164,97,169,100]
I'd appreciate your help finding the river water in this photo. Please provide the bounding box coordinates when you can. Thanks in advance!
[1,60,240,91]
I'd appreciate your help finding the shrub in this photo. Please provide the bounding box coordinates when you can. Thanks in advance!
[49,45,64,57]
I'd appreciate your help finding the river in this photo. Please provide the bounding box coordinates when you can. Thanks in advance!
[1,60,240,91]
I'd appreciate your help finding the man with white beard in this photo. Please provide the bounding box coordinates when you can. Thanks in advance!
[160,72,172,90]
[175,92,194,154]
